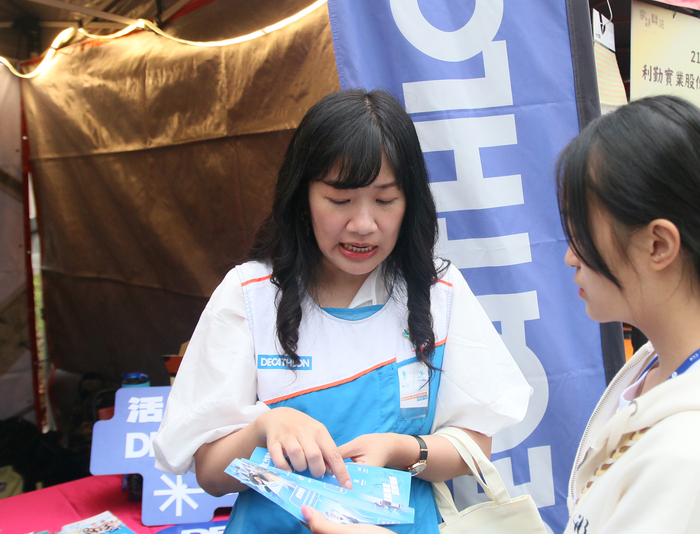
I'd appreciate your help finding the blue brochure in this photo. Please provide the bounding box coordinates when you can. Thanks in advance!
[225,448,414,525]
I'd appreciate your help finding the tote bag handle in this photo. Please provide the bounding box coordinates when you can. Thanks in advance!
[432,427,547,533]
[432,427,511,522]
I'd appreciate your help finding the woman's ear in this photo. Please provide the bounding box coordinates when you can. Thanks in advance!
[645,219,682,271]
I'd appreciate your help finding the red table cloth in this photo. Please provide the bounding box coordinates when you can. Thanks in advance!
[0,474,228,534]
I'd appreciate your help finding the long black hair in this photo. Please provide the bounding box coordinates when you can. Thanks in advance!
[556,95,700,288]
[249,89,443,366]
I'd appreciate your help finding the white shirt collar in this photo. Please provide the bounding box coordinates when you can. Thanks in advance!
[347,266,389,308]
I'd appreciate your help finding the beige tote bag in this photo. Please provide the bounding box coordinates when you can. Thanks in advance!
[433,427,547,534]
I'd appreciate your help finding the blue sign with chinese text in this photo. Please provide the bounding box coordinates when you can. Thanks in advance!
[90,387,236,526]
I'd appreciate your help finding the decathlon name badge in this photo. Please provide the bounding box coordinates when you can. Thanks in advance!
[397,351,429,418]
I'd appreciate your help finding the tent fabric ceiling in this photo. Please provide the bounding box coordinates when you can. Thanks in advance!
[0,0,316,61]
[19,1,339,383]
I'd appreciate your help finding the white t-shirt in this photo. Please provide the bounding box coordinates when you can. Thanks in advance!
[153,262,533,474]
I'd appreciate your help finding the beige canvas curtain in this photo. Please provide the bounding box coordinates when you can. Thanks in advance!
[21,5,340,384]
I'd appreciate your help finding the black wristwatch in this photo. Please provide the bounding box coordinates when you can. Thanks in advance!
[407,435,428,476]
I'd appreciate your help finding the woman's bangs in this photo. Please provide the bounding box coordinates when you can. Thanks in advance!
[560,138,621,285]
[323,124,386,189]
[560,138,599,265]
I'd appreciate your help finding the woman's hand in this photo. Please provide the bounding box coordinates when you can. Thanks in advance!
[253,407,353,489]
[301,506,390,533]
[195,407,353,496]
[338,433,399,469]
[340,428,491,482]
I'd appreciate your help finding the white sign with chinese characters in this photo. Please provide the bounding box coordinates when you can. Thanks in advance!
[631,0,700,105]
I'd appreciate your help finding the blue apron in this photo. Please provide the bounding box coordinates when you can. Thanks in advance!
[225,264,451,534]
[224,306,446,534]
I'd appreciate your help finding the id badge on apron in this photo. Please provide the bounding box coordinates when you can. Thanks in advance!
[397,351,429,420]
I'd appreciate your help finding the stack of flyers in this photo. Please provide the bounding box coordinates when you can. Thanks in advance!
[60,511,136,534]
[225,448,414,526]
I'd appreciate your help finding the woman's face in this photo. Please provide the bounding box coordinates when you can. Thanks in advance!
[308,155,406,285]
[565,206,638,324]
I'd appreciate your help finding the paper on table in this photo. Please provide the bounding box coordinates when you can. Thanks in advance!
[60,511,136,534]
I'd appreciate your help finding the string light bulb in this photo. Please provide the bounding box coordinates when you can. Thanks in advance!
[77,21,146,41]
[137,18,265,47]
[1,26,75,78]
[263,0,326,33]
[128,0,328,48]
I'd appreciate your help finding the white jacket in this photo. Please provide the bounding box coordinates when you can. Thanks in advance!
[565,342,700,533]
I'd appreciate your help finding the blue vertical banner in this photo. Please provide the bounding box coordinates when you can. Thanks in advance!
[328,1,608,532]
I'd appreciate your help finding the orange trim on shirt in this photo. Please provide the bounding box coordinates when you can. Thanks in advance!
[241,275,272,287]
[438,279,453,287]
[262,357,397,405]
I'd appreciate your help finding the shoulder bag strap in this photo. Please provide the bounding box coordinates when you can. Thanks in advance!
[434,426,512,505]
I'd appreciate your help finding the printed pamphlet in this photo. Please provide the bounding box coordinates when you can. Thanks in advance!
[60,511,136,534]
[225,447,414,525]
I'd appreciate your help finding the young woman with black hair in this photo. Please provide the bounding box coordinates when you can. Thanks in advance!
[153,89,532,534]
[558,94,700,534]
[303,95,700,533]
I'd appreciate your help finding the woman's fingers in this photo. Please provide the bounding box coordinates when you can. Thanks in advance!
[301,506,389,533]
[302,506,343,533]
[317,434,352,489]
[337,433,392,468]
[279,433,351,489]
[299,437,336,479]
[337,437,362,462]
[260,408,350,487]
[318,438,352,489]
[267,440,293,472]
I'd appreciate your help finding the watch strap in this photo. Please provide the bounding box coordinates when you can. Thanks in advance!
[412,435,428,461]
[408,435,428,475]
